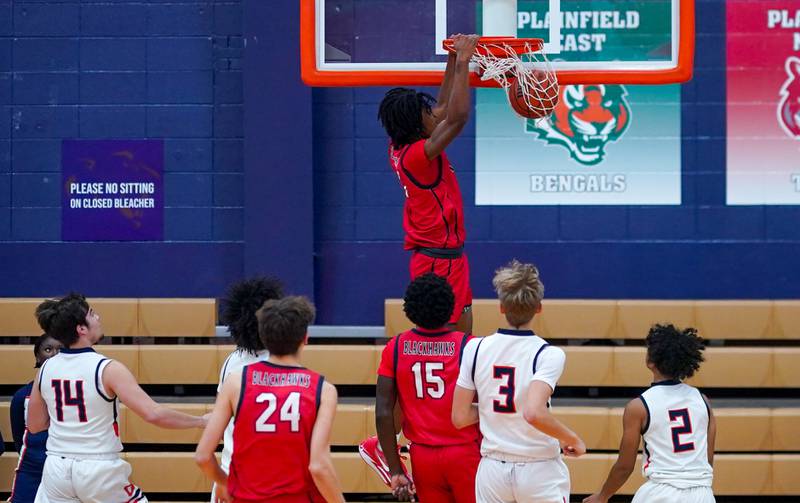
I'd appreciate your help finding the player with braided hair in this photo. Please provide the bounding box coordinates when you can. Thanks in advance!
[377,34,480,336]
[584,324,716,503]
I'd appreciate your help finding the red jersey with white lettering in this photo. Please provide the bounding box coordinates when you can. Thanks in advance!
[229,361,325,502]
[389,140,466,250]
[377,328,480,446]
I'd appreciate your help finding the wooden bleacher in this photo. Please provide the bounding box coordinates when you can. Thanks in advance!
[2,344,798,388]
[2,403,800,452]
[0,298,217,338]
[386,299,800,339]
[0,298,798,501]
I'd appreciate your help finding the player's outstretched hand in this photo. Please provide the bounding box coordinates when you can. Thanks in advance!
[213,482,232,503]
[390,473,416,501]
[451,33,480,61]
[582,493,608,503]
[560,437,586,457]
[201,412,212,427]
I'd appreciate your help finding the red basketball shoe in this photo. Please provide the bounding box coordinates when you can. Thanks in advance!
[358,435,412,487]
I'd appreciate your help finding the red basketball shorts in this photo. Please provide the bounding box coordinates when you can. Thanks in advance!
[409,441,481,503]
[409,251,473,325]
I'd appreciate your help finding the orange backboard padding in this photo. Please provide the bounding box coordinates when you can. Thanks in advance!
[300,0,695,86]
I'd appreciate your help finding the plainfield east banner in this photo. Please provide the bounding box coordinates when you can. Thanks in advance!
[475,0,682,205]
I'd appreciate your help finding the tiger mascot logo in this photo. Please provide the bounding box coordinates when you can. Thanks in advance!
[778,56,800,140]
[525,84,631,165]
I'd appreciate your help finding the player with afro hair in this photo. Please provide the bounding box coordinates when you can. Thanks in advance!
[402,272,456,330]
[220,277,284,355]
[645,323,706,381]
[364,272,481,502]
[584,325,715,503]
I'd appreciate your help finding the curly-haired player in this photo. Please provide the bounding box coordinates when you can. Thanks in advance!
[366,273,481,502]
[213,277,283,501]
[583,324,715,503]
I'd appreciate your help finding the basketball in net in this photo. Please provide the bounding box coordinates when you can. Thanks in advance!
[443,37,559,120]
[508,70,559,119]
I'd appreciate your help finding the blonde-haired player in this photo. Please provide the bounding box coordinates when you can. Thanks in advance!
[583,324,715,503]
[452,260,585,502]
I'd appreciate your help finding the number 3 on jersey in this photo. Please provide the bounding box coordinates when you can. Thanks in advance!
[411,361,445,399]
[255,392,300,432]
[492,366,516,413]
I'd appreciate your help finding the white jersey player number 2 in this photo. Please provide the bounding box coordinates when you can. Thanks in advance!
[668,408,695,452]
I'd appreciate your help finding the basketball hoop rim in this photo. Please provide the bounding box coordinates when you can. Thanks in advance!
[442,37,545,58]
[300,0,696,86]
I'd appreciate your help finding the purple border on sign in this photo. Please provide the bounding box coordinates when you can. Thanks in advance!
[62,140,164,241]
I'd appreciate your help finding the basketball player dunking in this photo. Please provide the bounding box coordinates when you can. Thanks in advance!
[360,34,481,485]
[452,260,586,503]
[583,324,716,503]
[378,33,480,335]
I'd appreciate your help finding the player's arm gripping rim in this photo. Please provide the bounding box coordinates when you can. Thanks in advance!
[376,375,415,501]
[582,398,647,503]
[430,46,457,123]
[524,380,586,457]
[422,34,480,161]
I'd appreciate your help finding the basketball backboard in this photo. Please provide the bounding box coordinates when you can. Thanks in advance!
[300,0,694,86]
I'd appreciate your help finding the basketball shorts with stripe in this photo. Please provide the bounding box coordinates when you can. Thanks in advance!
[34,455,147,503]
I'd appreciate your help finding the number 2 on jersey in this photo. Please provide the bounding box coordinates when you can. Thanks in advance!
[668,408,695,452]
[255,392,300,433]
[411,361,445,399]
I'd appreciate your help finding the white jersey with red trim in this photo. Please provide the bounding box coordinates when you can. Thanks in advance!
[217,348,270,472]
[639,381,713,489]
[456,329,566,461]
[38,348,122,457]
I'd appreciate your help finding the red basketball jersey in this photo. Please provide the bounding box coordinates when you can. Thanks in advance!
[389,140,466,250]
[378,328,480,446]
[229,361,325,502]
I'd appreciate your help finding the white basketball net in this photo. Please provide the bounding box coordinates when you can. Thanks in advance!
[470,40,559,118]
